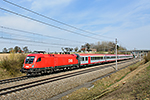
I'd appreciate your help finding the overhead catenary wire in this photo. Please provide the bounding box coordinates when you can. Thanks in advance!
[0,31,80,47]
[0,30,51,43]
[0,26,85,44]
[0,1,118,52]
[0,38,76,52]
[0,7,103,40]
[118,40,133,50]
[0,40,62,48]
[0,36,78,47]
[3,0,114,40]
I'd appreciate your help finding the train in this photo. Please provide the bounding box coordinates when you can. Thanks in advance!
[20,53,133,76]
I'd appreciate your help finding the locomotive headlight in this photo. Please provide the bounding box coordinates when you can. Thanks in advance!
[32,65,34,68]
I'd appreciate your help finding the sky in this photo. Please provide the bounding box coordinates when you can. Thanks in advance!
[0,0,150,52]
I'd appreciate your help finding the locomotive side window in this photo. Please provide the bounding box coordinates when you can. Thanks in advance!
[25,56,35,64]
[37,58,41,62]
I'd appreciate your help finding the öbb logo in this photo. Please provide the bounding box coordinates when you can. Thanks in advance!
[68,59,73,63]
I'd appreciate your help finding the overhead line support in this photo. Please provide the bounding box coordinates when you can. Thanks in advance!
[115,38,118,70]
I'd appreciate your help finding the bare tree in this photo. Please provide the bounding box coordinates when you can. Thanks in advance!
[85,43,91,51]
[74,47,78,52]
[81,45,86,52]
[65,48,69,52]
[69,48,73,52]
[14,46,21,53]
[61,47,65,52]
[23,46,29,53]
[2,48,7,53]
[90,41,126,52]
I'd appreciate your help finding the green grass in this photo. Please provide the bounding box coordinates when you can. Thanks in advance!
[115,72,130,83]
[147,65,150,70]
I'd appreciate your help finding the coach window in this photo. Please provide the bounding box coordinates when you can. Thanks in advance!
[37,58,41,62]
[81,57,84,61]
[86,57,88,61]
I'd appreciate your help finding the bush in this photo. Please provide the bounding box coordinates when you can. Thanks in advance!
[0,53,26,76]
[144,52,150,63]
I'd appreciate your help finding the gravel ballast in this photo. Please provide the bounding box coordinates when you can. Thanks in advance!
[0,59,138,100]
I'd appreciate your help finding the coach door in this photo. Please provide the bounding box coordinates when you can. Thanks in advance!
[88,56,91,64]
[80,56,88,65]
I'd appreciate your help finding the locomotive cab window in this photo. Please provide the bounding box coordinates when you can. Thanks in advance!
[37,58,41,62]
[25,56,35,64]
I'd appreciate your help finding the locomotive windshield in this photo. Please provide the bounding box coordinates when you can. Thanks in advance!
[25,56,35,64]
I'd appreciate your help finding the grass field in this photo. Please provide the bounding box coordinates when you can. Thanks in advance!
[0,53,10,60]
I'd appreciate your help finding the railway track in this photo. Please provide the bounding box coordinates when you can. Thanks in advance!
[0,58,135,85]
[0,76,28,84]
[0,59,138,96]
[0,59,133,85]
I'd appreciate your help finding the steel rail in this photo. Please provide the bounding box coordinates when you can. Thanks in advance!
[0,76,28,84]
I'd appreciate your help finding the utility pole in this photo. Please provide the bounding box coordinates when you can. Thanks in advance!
[115,38,117,70]
[140,51,141,61]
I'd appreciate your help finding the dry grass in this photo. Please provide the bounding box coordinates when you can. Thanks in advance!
[60,60,146,100]
[144,52,150,62]
[128,60,145,71]
[0,53,27,80]
[0,53,26,61]
[100,62,150,100]
[0,53,10,60]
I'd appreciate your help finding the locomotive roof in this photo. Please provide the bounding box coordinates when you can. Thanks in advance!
[27,53,77,57]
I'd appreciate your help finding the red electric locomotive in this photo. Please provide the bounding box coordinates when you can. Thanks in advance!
[20,53,79,75]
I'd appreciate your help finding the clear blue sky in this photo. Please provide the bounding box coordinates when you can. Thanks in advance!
[0,0,150,52]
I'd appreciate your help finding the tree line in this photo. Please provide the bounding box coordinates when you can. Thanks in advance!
[2,46,30,53]
[61,41,126,53]
[89,41,126,51]
[2,41,127,53]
